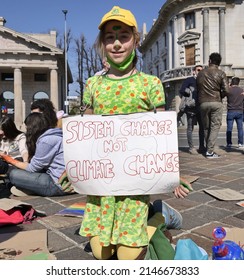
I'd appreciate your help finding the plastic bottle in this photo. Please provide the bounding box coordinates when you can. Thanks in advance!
[212,227,244,260]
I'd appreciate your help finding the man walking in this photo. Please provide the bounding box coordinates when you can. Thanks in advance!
[197,52,229,158]
[178,65,205,154]
[226,77,244,149]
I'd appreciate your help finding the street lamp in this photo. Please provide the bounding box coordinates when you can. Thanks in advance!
[62,9,68,114]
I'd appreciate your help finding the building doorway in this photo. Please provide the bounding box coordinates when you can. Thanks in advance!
[185,45,195,66]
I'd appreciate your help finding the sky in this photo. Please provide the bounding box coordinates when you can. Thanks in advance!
[1,0,167,95]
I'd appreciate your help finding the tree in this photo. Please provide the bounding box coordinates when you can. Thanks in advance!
[74,35,102,103]
[74,34,85,102]
[57,28,72,52]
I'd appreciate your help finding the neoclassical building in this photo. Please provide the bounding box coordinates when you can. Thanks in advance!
[0,17,72,128]
[139,0,244,116]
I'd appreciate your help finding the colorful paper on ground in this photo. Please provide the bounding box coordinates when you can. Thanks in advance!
[56,202,86,217]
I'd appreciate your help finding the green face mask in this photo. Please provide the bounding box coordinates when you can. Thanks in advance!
[107,50,135,71]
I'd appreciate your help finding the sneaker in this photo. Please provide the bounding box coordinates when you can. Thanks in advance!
[152,200,183,229]
[205,152,220,159]
[10,186,35,197]
[226,144,232,149]
[189,147,198,155]
[238,144,244,149]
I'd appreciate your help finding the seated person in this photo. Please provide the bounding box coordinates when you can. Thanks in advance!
[0,116,28,175]
[0,113,74,197]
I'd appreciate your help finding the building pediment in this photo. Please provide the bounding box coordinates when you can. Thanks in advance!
[0,25,62,55]
[178,31,201,44]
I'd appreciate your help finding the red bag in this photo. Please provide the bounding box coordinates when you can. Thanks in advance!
[0,206,36,227]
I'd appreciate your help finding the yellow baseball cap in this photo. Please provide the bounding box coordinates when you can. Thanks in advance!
[98,6,138,30]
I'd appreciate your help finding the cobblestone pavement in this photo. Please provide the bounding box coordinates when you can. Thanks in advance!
[0,144,244,260]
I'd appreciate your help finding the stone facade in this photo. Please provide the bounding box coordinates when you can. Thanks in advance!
[139,0,244,119]
[0,17,72,128]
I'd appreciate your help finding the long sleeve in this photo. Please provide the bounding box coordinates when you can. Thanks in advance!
[220,72,230,98]
[17,134,28,161]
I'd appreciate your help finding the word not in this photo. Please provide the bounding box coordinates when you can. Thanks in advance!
[104,137,128,152]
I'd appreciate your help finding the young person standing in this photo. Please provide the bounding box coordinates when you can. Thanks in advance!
[79,6,191,260]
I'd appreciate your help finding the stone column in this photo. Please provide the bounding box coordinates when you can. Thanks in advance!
[168,21,173,69]
[202,8,210,64]
[50,68,59,110]
[219,8,226,63]
[14,68,23,129]
[173,16,179,68]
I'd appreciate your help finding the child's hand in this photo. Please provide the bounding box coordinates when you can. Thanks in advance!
[174,178,193,198]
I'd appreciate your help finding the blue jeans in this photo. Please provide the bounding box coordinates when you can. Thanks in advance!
[226,111,243,145]
[9,169,66,196]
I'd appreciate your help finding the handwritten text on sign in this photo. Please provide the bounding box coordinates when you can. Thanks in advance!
[63,112,179,195]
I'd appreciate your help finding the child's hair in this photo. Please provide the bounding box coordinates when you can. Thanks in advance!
[24,112,50,161]
[95,26,140,69]
[0,116,23,140]
[30,99,58,127]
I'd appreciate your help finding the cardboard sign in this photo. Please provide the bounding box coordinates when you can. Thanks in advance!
[0,229,56,260]
[204,188,244,201]
[224,227,244,249]
[63,112,179,196]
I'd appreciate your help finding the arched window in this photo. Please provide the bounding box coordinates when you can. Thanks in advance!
[3,90,14,101]
[33,91,49,101]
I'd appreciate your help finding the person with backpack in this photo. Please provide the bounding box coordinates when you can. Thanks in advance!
[179,65,205,155]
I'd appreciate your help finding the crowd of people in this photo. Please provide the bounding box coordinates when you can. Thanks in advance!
[0,99,74,197]
[0,5,242,261]
[0,6,193,261]
[178,53,244,158]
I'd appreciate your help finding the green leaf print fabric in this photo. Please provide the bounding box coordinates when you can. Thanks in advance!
[79,71,166,247]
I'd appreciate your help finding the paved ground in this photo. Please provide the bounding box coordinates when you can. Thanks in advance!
[0,139,244,260]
